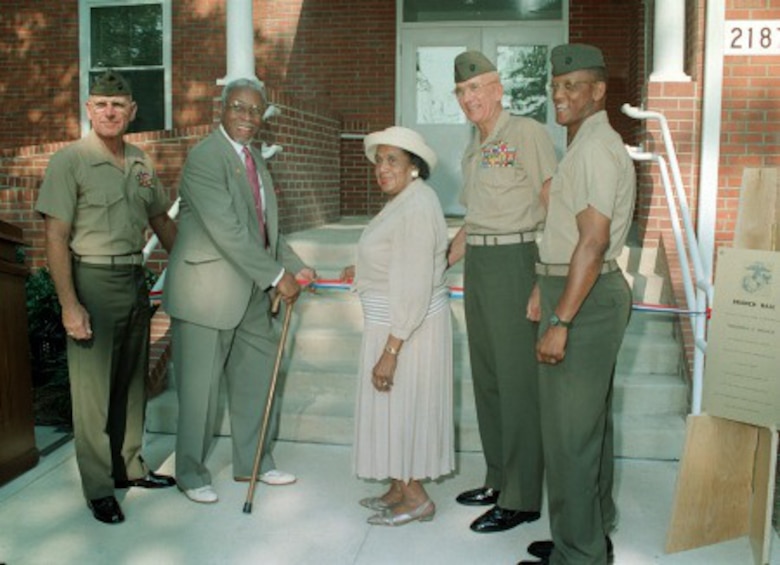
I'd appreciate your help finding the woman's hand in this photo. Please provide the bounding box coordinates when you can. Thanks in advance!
[339,265,355,282]
[372,350,397,392]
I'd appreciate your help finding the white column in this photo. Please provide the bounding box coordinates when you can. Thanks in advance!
[650,0,690,82]
[219,0,257,84]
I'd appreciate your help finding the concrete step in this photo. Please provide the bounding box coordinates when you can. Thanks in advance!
[285,321,682,378]
[146,219,690,461]
[147,382,687,460]
[613,413,687,460]
[147,351,688,456]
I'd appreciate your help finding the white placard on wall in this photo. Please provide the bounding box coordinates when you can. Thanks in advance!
[703,247,780,428]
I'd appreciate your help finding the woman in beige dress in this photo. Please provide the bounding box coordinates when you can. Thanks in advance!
[340,126,454,526]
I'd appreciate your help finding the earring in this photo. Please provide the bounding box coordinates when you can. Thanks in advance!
[411,170,419,179]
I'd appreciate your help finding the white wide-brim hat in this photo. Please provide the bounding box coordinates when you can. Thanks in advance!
[364,126,437,172]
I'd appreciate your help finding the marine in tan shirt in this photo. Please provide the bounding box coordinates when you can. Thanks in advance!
[447,50,557,535]
[35,70,177,525]
[520,44,636,565]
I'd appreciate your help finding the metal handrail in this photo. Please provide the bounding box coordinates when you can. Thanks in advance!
[621,104,713,415]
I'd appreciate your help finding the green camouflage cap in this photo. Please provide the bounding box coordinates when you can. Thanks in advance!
[550,44,606,76]
[454,50,497,83]
[90,70,132,96]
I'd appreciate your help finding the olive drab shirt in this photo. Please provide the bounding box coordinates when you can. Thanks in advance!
[539,110,636,264]
[460,110,557,235]
[36,130,170,256]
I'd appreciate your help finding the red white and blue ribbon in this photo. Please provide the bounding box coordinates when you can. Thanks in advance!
[151,278,707,317]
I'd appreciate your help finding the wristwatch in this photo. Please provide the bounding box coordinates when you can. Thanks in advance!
[549,313,572,329]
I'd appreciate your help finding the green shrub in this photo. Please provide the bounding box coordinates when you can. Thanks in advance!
[25,267,68,387]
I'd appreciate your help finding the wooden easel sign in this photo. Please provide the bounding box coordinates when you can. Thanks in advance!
[666,247,779,564]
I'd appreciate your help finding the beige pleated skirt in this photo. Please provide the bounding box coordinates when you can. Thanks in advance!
[353,294,455,482]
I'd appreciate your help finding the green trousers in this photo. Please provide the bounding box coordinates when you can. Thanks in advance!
[69,262,150,500]
[464,241,543,511]
[538,271,631,565]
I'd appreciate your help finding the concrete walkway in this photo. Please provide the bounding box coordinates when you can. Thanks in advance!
[1,429,777,565]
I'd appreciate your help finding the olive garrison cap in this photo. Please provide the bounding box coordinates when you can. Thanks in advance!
[90,70,133,96]
[454,50,497,83]
[550,44,606,76]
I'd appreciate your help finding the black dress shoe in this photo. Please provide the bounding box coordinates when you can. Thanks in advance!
[526,536,613,561]
[527,540,554,559]
[88,496,125,524]
[518,560,545,565]
[469,505,540,533]
[455,486,500,506]
[115,471,176,489]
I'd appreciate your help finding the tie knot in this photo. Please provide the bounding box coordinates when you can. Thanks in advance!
[243,146,252,158]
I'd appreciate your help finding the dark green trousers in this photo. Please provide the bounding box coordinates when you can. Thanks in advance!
[69,262,150,500]
[464,241,543,511]
[538,271,631,565]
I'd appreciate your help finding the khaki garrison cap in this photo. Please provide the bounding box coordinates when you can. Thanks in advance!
[454,50,497,83]
[90,70,133,96]
[550,44,606,76]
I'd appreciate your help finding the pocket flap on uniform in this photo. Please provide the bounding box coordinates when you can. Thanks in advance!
[183,249,223,265]
[84,188,124,207]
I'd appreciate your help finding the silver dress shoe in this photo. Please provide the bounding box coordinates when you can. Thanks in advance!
[359,496,397,511]
[367,499,435,526]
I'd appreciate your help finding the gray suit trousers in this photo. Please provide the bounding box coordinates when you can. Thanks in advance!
[172,285,280,490]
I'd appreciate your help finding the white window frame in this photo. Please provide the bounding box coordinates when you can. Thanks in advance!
[78,0,172,136]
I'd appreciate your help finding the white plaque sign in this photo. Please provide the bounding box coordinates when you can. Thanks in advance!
[703,247,780,427]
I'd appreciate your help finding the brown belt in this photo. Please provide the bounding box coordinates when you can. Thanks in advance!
[466,231,538,246]
[535,259,620,277]
[74,253,144,266]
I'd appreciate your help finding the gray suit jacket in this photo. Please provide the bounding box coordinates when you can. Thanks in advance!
[163,129,305,329]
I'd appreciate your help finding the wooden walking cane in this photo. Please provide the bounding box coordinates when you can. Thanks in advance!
[242,294,293,514]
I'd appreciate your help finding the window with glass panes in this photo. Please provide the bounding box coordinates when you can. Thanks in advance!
[81,0,170,133]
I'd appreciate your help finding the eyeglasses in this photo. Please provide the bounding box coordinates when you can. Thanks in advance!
[547,80,596,94]
[226,101,265,118]
[453,80,498,99]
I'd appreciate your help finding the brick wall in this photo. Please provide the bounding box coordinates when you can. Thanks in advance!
[570,0,643,143]
[719,1,780,249]
[257,0,396,132]
[262,87,342,231]
[0,2,81,147]
[340,121,385,217]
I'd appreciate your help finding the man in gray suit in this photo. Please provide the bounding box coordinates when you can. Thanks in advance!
[163,77,316,504]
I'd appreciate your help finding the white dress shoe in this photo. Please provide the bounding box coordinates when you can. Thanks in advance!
[259,469,297,486]
[183,485,218,503]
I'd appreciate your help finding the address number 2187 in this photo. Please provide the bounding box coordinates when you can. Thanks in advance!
[726,21,780,55]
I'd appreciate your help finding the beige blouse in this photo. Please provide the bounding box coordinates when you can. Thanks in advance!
[355,179,449,340]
